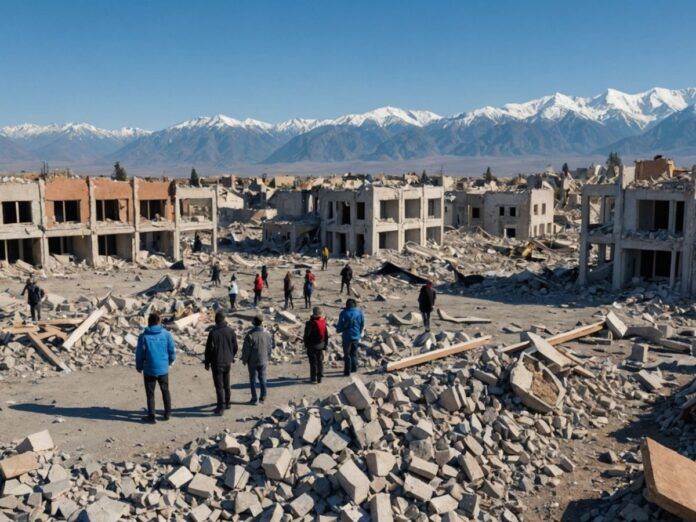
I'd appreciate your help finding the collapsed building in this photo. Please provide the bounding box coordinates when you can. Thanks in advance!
[578,157,696,293]
[446,186,555,240]
[319,182,444,256]
[0,174,217,267]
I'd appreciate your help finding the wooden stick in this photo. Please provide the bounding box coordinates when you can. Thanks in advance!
[386,335,491,372]
[500,320,606,355]
[62,307,105,350]
[27,332,71,372]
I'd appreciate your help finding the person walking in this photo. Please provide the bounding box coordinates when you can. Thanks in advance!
[253,273,263,306]
[261,265,269,288]
[321,246,329,271]
[204,311,238,415]
[241,314,274,405]
[418,281,436,332]
[21,278,44,322]
[335,298,365,376]
[135,312,176,424]
[303,307,329,383]
[340,263,353,295]
[283,271,295,309]
[303,269,315,308]
[228,275,238,310]
[211,262,221,287]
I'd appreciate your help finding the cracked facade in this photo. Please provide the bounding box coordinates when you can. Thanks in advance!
[0,175,217,266]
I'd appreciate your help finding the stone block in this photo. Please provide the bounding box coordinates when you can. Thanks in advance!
[300,414,322,444]
[369,493,393,522]
[410,419,434,440]
[17,430,54,453]
[366,450,396,477]
[341,377,372,409]
[336,459,370,504]
[80,496,128,522]
[439,387,462,412]
[408,455,438,480]
[166,466,193,489]
[460,452,484,483]
[0,452,39,479]
[629,343,649,363]
[187,473,216,499]
[262,447,292,480]
[321,429,351,453]
[605,311,627,338]
[223,465,250,490]
[290,492,315,517]
[429,494,458,515]
[403,473,434,501]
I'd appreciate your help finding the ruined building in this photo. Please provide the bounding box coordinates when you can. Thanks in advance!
[446,186,555,239]
[319,183,444,256]
[0,175,217,266]
[579,157,695,293]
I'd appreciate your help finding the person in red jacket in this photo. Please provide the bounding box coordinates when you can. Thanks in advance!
[303,307,329,383]
[253,273,264,307]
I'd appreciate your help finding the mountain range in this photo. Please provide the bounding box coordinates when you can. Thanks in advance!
[3,87,696,168]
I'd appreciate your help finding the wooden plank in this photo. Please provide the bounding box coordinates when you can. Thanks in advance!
[62,307,105,350]
[38,318,86,326]
[642,438,696,521]
[386,335,491,372]
[500,320,606,355]
[7,325,40,335]
[27,332,71,372]
[437,308,491,324]
[37,325,68,341]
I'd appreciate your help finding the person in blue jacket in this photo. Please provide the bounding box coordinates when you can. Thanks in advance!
[135,312,176,424]
[335,298,365,376]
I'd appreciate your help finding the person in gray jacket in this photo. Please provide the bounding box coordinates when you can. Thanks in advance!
[241,314,274,405]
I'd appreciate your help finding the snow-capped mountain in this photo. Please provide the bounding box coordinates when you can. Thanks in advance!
[4,87,696,168]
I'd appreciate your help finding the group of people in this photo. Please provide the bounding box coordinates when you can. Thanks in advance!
[134,296,366,423]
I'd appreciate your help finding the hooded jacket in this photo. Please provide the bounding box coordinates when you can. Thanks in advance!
[204,322,238,366]
[304,317,329,350]
[135,325,176,376]
[336,306,365,343]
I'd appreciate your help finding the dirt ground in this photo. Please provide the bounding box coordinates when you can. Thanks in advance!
[1,255,694,520]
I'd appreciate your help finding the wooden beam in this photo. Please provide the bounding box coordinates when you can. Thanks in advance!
[642,438,696,521]
[26,332,71,372]
[37,318,86,326]
[500,320,606,355]
[62,307,105,350]
[386,335,491,372]
[36,325,68,341]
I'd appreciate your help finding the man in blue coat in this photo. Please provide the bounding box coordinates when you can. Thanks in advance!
[335,298,365,376]
[135,312,176,423]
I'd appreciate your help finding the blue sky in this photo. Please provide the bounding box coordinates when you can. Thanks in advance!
[1,0,695,129]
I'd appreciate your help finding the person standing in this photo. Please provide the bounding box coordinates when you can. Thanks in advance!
[204,311,238,416]
[303,307,329,383]
[335,298,365,376]
[261,265,269,288]
[340,263,353,295]
[211,262,221,287]
[303,269,315,309]
[253,273,264,306]
[228,275,238,310]
[283,272,295,309]
[321,246,329,271]
[193,233,202,253]
[418,281,436,332]
[21,278,44,322]
[135,312,176,424]
[241,314,274,405]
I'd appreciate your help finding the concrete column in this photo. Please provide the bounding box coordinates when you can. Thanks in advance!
[132,177,141,262]
[37,179,48,267]
[578,192,591,286]
[669,248,678,289]
[612,184,626,290]
[682,174,696,294]
[212,182,219,253]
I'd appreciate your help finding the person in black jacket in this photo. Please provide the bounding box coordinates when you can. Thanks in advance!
[21,278,44,322]
[204,311,238,415]
[283,271,295,309]
[261,265,269,288]
[418,281,436,332]
[303,307,329,383]
[210,262,221,287]
[340,263,353,295]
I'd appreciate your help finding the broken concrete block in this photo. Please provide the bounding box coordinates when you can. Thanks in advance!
[262,447,292,480]
[190,504,212,522]
[460,452,484,483]
[408,455,438,480]
[336,459,370,504]
[629,343,649,363]
[17,430,54,453]
[636,370,663,392]
[605,311,627,338]
[166,466,193,489]
[80,496,128,522]
[369,493,393,522]
[321,428,351,453]
[40,479,70,500]
[460,491,481,518]
[235,491,262,515]
[223,465,250,490]
[0,452,39,479]
[289,492,315,518]
[187,473,216,499]
[409,419,434,440]
[299,414,322,444]
[429,494,459,515]
[509,353,565,413]
[366,450,396,477]
[525,332,573,370]
[403,473,434,501]
[341,377,372,409]
[439,387,462,412]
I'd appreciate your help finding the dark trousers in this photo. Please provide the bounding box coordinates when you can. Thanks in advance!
[254,290,262,306]
[308,348,324,382]
[212,276,221,287]
[340,281,351,295]
[284,291,294,309]
[248,365,267,401]
[421,310,431,330]
[229,294,237,309]
[30,303,41,321]
[321,258,328,270]
[342,341,358,376]
[263,277,269,288]
[304,292,312,308]
[144,374,171,417]
[211,364,231,409]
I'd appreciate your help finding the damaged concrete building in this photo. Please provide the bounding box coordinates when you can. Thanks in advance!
[578,157,696,293]
[0,174,217,267]
[318,182,444,256]
[262,189,320,252]
[447,186,555,239]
